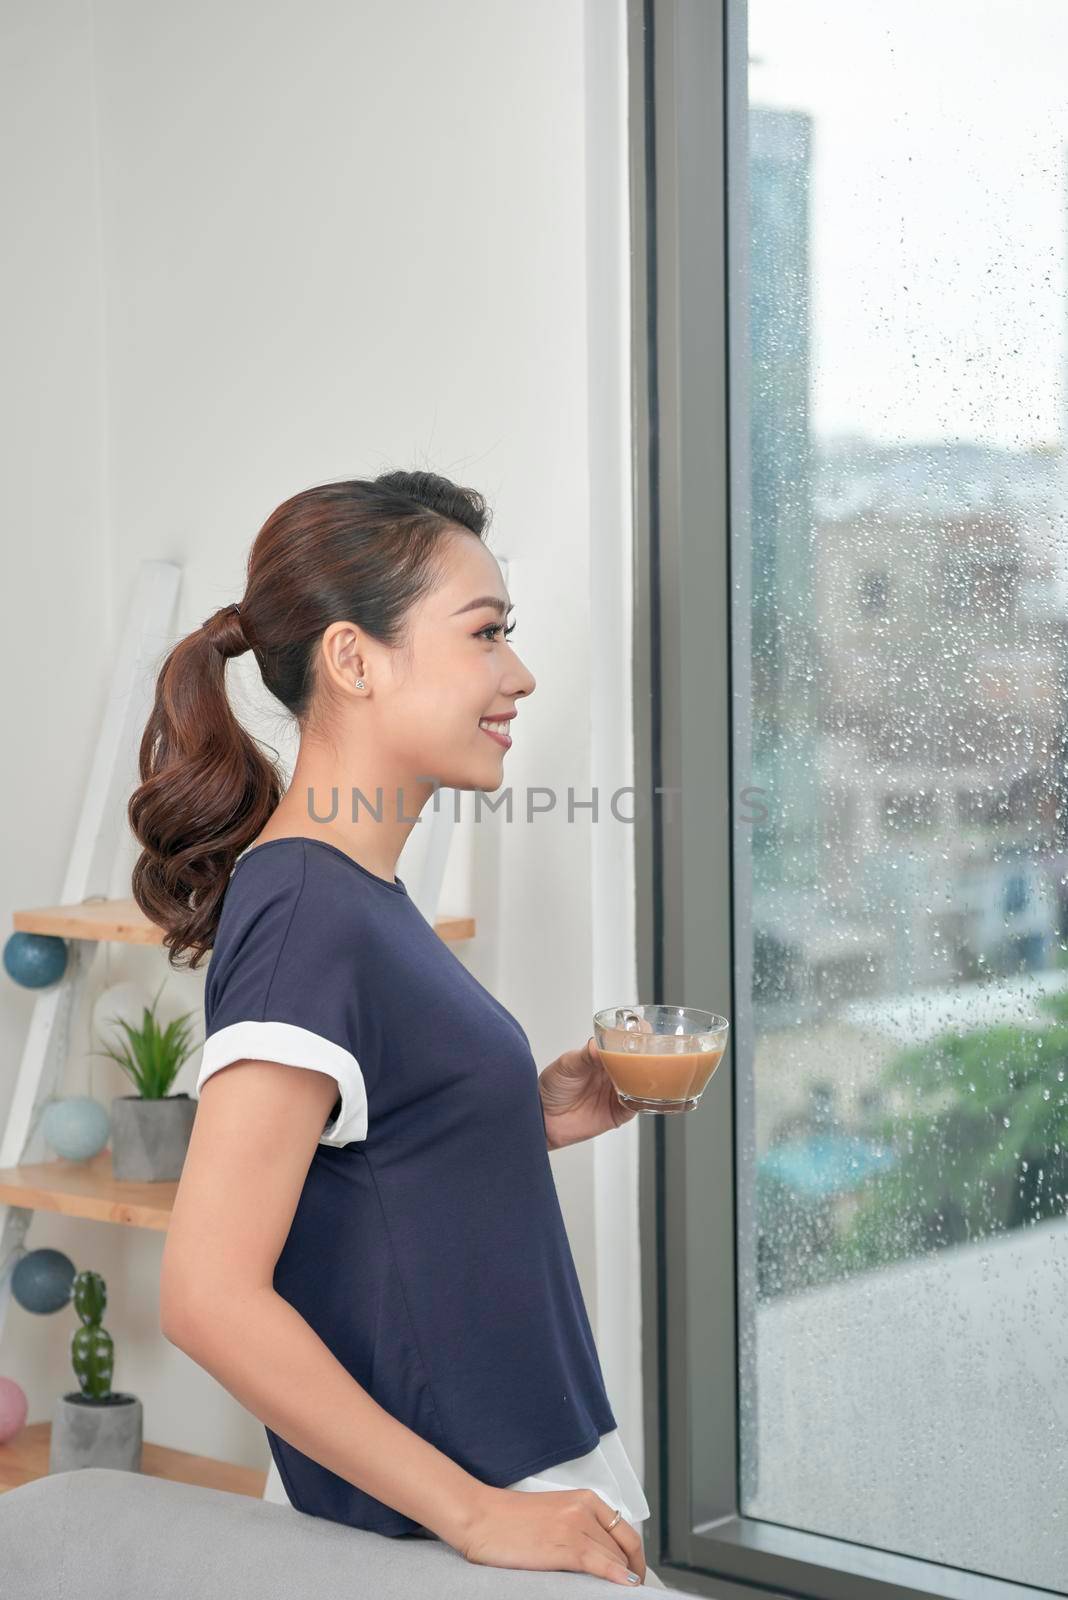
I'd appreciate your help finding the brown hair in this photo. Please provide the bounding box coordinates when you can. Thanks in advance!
[128,469,492,969]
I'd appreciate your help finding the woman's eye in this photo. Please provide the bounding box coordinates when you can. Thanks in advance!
[477,622,517,642]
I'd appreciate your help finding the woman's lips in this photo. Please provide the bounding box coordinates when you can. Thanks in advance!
[479,720,512,749]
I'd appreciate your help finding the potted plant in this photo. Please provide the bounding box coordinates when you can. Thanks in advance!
[48,1269,142,1473]
[93,977,200,1181]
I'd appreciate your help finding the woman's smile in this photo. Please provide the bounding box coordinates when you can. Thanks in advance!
[478,716,513,748]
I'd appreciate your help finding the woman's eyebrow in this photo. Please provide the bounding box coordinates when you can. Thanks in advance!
[450,596,514,617]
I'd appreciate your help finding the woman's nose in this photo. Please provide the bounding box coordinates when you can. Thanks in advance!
[509,654,536,698]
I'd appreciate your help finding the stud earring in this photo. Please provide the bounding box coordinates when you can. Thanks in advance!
[355,678,365,689]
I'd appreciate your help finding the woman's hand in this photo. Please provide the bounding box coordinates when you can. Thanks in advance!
[458,1484,647,1586]
[538,1036,638,1150]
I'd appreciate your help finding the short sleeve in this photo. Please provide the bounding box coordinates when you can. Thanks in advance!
[197,851,368,1148]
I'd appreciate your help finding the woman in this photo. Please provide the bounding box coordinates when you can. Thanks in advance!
[136,470,668,1589]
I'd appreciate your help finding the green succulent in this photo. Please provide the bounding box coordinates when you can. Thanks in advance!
[70,1269,113,1401]
[90,976,200,1098]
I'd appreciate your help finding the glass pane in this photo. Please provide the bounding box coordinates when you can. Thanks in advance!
[735,3,1068,1589]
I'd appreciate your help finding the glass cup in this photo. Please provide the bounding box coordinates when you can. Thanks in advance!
[592,1004,730,1114]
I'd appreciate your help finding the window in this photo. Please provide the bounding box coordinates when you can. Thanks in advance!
[880,789,939,832]
[940,552,1022,618]
[631,3,1068,1596]
[857,568,889,616]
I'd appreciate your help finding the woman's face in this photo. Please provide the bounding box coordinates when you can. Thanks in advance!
[339,530,536,795]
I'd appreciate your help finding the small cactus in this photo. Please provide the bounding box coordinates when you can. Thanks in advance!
[69,1270,114,1401]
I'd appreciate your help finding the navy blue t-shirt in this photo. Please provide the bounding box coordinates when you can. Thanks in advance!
[196,837,617,1536]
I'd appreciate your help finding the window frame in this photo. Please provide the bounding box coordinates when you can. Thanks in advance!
[628,4,1052,1597]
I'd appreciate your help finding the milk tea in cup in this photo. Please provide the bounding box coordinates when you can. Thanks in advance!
[593,1005,729,1114]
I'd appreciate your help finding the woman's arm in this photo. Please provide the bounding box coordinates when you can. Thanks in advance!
[165,1281,488,1542]
[160,1059,492,1545]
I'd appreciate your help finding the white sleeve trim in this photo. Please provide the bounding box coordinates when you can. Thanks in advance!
[195,1020,367,1147]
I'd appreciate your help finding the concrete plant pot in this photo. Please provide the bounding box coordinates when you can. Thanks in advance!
[110,1093,197,1181]
[49,1392,143,1473]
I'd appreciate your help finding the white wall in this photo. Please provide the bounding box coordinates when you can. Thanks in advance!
[1,0,643,1493]
[0,0,128,1436]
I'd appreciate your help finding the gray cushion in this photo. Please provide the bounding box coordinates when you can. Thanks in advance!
[0,1467,662,1597]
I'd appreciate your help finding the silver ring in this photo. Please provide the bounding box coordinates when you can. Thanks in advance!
[606,1507,623,1530]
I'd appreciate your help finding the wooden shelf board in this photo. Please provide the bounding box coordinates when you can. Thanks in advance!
[0,1149,174,1231]
[0,1421,266,1498]
[13,897,162,944]
[13,897,474,945]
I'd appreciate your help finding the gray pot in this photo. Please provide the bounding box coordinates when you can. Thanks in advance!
[110,1092,197,1181]
[49,1391,143,1473]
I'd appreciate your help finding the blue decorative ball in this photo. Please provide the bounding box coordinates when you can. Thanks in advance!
[3,932,69,989]
[41,1097,111,1162]
[11,1248,76,1315]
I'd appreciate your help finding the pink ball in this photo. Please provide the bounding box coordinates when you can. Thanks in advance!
[0,1376,28,1443]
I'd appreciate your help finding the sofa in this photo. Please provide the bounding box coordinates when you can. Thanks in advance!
[0,1467,670,1598]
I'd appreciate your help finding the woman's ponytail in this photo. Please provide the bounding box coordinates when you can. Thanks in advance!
[128,600,284,970]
